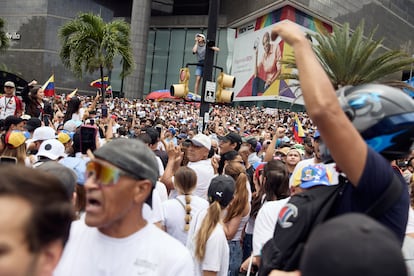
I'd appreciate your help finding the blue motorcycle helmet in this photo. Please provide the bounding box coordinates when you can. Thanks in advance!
[334,84,414,161]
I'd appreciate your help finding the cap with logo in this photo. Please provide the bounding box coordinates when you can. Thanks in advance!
[208,175,235,207]
[298,164,332,189]
[37,139,65,160]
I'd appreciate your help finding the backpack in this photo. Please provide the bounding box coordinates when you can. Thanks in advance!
[259,173,403,275]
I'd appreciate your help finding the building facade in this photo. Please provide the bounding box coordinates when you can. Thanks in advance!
[0,0,412,100]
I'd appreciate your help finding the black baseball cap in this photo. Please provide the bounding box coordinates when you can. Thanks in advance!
[218,132,242,151]
[242,136,258,149]
[208,175,235,207]
[25,118,42,132]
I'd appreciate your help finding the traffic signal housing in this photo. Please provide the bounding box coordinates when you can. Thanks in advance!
[216,72,235,103]
[170,68,190,98]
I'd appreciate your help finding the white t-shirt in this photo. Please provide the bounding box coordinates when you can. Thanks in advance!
[142,189,164,224]
[252,197,290,256]
[54,220,193,276]
[406,206,414,234]
[162,195,209,245]
[156,156,165,177]
[0,95,17,119]
[187,159,215,200]
[186,209,229,276]
[155,181,168,202]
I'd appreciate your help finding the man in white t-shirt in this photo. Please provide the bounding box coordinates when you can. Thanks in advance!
[0,81,23,119]
[54,139,193,276]
[185,134,215,200]
[161,133,215,200]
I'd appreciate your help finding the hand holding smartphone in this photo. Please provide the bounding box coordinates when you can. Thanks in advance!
[101,105,108,118]
[80,125,97,154]
[42,114,51,126]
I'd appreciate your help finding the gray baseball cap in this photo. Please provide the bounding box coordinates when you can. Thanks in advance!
[93,139,159,186]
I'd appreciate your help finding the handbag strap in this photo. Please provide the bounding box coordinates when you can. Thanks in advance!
[366,172,403,218]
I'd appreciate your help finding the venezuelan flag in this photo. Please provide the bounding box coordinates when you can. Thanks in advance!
[42,75,55,97]
[105,85,113,94]
[90,77,109,88]
[66,88,78,101]
[293,114,305,143]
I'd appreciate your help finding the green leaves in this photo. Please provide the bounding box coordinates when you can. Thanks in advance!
[0,18,10,52]
[58,12,134,79]
[280,21,414,89]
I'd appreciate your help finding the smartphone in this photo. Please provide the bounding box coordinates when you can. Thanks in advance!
[0,156,18,165]
[80,125,97,154]
[42,114,50,126]
[101,105,108,118]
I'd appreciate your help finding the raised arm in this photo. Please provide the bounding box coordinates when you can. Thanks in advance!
[271,21,367,186]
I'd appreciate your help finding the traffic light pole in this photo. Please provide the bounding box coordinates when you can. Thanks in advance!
[199,0,219,132]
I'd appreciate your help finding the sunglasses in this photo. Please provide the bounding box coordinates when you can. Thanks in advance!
[85,160,134,186]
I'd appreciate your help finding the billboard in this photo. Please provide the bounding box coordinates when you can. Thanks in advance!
[232,5,332,103]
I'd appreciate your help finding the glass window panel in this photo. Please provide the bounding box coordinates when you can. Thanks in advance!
[144,30,156,94]
[151,30,170,91]
[166,29,186,91]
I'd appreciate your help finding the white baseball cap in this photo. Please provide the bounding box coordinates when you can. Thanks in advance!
[63,120,82,132]
[4,81,15,88]
[32,127,56,142]
[186,133,211,150]
[37,139,65,160]
[196,33,206,40]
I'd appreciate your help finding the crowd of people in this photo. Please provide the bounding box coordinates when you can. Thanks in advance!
[0,21,414,276]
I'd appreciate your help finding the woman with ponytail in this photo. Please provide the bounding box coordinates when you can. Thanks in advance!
[223,161,251,276]
[240,159,290,273]
[187,175,235,276]
[162,166,209,245]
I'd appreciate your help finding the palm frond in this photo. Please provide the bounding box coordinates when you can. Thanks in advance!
[58,12,134,79]
[0,18,10,52]
[279,20,414,91]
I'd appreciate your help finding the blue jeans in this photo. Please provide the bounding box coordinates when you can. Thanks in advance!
[242,233,253,262]
[195,60,204,76]
[228,240,242,276]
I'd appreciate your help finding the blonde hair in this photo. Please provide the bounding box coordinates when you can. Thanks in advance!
[223,161,249,223]
[195,201,222,261]
[174,166,197,232]
[2,143,27,165]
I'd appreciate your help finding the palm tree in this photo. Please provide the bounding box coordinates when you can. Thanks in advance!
[280,21,414,91]
[59,12,134,94]
[0,18,10,52]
